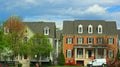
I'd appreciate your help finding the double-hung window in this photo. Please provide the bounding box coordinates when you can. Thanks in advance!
[97,38,103,44]
[87,38,94,44]
[66,38,73,44]
[66,50,72,58]
[77,38,83,44]
[108,50,114,58]
[108,38,114,44]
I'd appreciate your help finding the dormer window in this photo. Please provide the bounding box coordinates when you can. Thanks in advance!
[88,25,93,33]
[78,24,83,33]
[98,25,102,34]
[44,27,49,35]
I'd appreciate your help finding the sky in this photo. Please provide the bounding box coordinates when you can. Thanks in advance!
[0,0,120,29]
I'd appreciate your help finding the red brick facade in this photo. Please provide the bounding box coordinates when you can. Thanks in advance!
[63,35,118,66]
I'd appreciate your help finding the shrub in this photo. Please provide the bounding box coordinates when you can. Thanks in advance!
[58,52,65,65]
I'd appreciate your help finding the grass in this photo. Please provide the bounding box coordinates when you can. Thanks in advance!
[8,65,86,67]
[48,66,85,67]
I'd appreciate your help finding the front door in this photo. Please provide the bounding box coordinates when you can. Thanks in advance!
[88,50,92,58]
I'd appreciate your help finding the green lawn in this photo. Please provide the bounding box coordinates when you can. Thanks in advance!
[48,66,85,67]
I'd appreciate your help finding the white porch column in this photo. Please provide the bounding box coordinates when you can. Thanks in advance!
[83,48,85,59]
[95,48,98,59]
[104,49,106,58]
[75,48,77,64]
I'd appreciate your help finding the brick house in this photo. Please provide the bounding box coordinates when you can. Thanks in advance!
[63,20,119,66]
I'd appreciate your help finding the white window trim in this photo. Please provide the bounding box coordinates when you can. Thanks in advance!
[88,25,93,34]
[78,24,83,33]
[98,25,103,34]
[44,27,49,35]
[67,49,72,58]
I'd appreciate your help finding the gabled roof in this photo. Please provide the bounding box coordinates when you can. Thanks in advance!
[63,20,117,35]
[24,22,56,38]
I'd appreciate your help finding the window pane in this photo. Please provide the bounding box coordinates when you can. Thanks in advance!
[99,28,101,32]
[97,38,102,44]
[98,25,102,34]
[67,50,72,58]
[78,25,83,33]
[79,28,82,32]
[88,38,93,44]
[66,38,73,44]
[88,25,93,33]
[44,27,49,35]
[89,27,92,32]
[108,50,114,58]
[77,38,83,44]
[77,49,83,58]
[108,38,114,44]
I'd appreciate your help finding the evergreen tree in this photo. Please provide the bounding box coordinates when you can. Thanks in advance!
[58,51,65,65]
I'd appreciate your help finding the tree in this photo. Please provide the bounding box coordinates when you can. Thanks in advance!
[1,47,13,64]
[4,15,24,34]
[0,25,14,67]
[58,50,65,65]
[29,33,53,66]
[15,33,53,67]
[3,15,25,67]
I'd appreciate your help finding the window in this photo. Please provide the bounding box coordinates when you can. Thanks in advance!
[78,24,83,33]
[44,27,50,35]
[87,38,94,44]
[108,38,114,44]
[108,50,114,58]
[77,38,84,44]
[97,38,103,44]
[98,25,102,34]
[67,50,72,58]
[66,38,73,44]
[77,49,83,58]
[88,25,93,33]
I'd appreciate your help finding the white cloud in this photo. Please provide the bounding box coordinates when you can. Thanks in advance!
[50,4,107,17]
[107,12,120,28]
[1,0,120,29]
[84,4,107,15]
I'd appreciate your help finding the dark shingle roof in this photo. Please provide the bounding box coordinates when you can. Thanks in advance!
[63,20,117,35]
[24,22,56,38]
[56,30,62,40]
[117,29,120,39]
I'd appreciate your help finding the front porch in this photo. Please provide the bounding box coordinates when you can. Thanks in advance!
[74,45,107,66]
